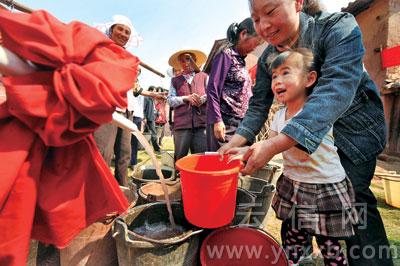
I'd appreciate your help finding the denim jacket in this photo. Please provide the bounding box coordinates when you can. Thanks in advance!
[236,12,387,165]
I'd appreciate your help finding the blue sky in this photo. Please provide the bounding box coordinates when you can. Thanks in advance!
[20,0,352,89]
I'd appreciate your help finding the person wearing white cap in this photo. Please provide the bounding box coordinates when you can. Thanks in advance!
[93,15,141,186]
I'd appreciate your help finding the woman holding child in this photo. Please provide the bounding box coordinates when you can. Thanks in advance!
[221,0,393,265]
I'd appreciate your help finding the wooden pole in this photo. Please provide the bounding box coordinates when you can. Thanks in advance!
[139,61,165,78]
[0,0,33,13]
[0,0,166,78]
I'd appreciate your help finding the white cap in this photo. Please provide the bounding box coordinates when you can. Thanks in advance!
[94,15,143,49]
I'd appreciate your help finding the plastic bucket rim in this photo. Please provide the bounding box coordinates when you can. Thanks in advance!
[200,224,289,266]
[380,175,400,182]
[176,154,243,176]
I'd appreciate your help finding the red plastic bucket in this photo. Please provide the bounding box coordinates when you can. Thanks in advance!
[175,154,242,228]
[200,226,288,266]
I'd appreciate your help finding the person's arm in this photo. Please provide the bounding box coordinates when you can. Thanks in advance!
[141,90,166,100]
[219,49,275,152]
[225,110,280,163]
[281,13,364,154]
[206,52,232,124]
[200,76,209,105]
[134,82,166,100]
[240,109,296,174]
[143,97,151,121]
[167,84,188,108]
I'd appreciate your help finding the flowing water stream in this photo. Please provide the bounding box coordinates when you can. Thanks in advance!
[112,112,176,227]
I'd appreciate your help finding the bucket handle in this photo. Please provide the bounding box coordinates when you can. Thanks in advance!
[260,183,276,195]
[114,218,203,245]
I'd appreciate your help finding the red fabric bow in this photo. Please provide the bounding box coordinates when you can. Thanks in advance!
[0,10,140,265]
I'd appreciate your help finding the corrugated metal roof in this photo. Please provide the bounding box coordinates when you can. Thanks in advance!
[341,0,375,16]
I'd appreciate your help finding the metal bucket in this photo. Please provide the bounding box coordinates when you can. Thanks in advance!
[233,188,256,225]
[138,180,182,204]
[251,164,280,183]
[113,202,203,266]
[239,176,276,228]
[131,165,175,188]
[59,186,138,266]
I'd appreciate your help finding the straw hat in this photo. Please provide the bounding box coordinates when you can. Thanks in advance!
[168,49,207,70]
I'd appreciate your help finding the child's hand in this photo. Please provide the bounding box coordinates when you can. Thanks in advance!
[240,140,276,175]
[225,146,250,156]
[225,146,251,164]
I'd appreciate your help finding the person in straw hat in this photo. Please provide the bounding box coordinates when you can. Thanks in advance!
[167,49,208,161]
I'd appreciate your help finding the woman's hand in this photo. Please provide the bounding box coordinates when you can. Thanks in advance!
[214,121,226,141]
[218,134,248,154]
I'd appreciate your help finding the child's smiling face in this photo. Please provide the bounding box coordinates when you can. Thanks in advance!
[271,53,314,104]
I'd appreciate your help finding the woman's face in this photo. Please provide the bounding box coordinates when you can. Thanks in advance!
[250,0,302,48]
[110,24,131,47]
[237,32,264,56]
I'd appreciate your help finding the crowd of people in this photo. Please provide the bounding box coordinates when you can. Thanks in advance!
[167,1,392,265]
[0,0,394,265]
[91,0,394,264]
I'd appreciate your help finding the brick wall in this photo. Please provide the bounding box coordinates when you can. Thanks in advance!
[387,0,400,82]
[354,0,389,90]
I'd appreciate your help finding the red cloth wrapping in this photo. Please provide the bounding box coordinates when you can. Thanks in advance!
[0,10,140,265]
[381,45,400,68]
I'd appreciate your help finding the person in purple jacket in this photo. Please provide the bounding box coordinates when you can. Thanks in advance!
[206,18,263,151]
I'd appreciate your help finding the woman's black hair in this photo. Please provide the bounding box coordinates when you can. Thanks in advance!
[248,0,322,16]
[227,17,257,45]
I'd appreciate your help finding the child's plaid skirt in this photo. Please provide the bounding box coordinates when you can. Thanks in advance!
[272,174,358,238]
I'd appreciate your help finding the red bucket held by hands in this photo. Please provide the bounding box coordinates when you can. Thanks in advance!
[175,154,242,228]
